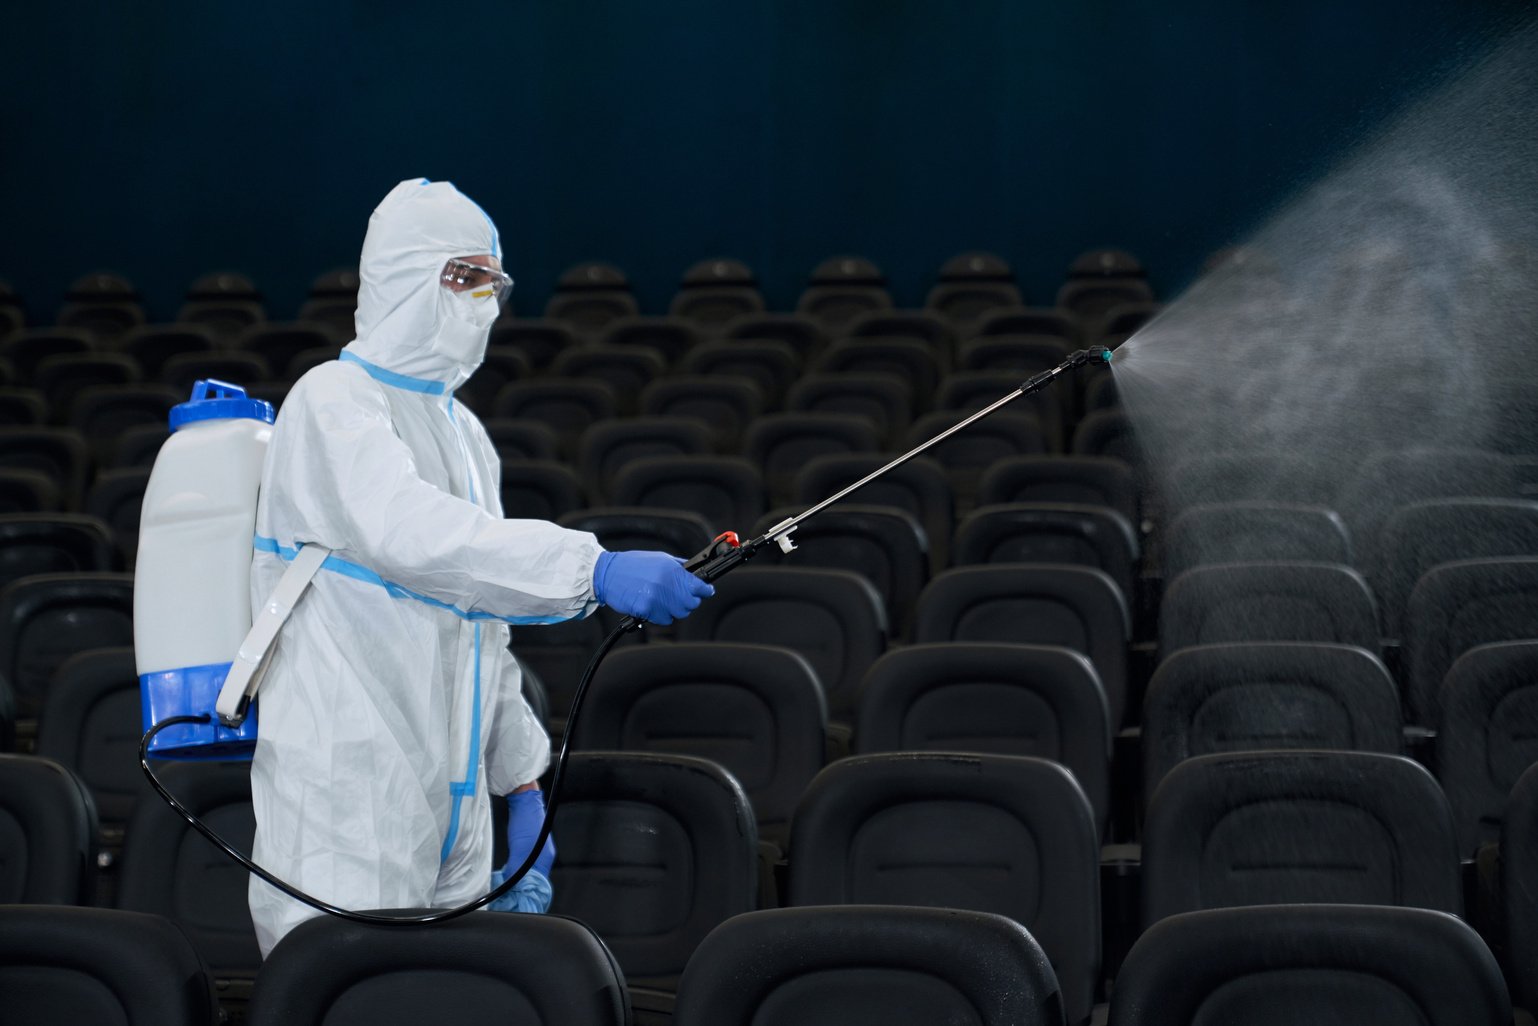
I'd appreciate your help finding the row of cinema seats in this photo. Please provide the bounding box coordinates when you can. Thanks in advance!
[1,740,1536,1025]
[0,307,1128,414]
[0,269,362,347]
[0,247,1157,347]
[4,606,1537,844]
[4,899,1513,1026]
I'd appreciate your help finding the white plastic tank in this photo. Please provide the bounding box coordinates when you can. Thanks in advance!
[135,379,274,759]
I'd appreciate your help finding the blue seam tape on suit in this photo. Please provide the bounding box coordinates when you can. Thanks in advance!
[438,622,483,863]
[339,350,447,395]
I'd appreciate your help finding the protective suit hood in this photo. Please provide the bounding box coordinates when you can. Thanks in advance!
[345,178,504,395]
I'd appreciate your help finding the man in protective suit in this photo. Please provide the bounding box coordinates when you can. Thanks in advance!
[247,178,712,956]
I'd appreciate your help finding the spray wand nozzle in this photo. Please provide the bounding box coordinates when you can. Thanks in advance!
[1021,346,1112,392]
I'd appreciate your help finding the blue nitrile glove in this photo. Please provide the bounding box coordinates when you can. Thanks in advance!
[593,549,715,625]
[489,788,556,913]
[508,787,556,878]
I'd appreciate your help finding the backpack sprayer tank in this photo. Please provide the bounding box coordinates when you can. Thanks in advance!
[134,379,274,760]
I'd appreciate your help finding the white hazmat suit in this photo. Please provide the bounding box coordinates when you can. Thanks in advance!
[247,179,602,955]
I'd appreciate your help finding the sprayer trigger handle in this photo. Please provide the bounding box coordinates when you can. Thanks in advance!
[684,531,741,574]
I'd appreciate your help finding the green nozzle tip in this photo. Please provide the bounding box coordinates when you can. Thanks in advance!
[1102,348,1113,362]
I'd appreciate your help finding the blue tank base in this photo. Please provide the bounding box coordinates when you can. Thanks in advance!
[140,663,258,761]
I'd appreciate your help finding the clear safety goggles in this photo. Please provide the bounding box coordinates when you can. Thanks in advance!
[440,259,515,305]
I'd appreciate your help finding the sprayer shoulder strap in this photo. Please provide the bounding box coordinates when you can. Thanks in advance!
[214,543,331,722]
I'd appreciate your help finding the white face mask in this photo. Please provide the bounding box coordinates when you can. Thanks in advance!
[445,281,502,329]
[433,282,498,369]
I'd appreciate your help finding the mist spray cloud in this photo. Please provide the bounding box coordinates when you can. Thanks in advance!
[1111,21,1538,567]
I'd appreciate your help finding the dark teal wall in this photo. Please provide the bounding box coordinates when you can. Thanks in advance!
[0,1,1525,323]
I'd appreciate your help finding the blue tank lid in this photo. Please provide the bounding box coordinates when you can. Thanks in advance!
[168,379,276,431]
